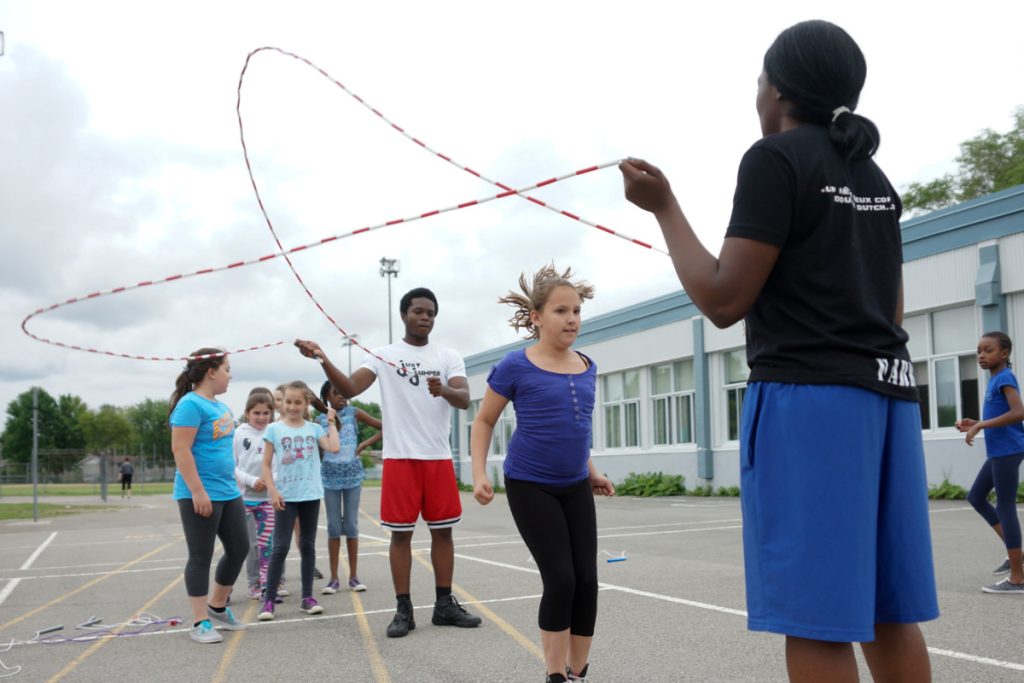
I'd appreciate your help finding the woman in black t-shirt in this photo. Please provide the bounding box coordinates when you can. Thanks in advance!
[621,20,937,683]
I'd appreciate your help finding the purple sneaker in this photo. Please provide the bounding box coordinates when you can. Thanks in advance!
[258,600,275,621]
[322,579,341,595]
[348,577,367,592]
[301,597,323,615]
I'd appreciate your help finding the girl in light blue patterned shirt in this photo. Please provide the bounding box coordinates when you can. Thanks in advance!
[318,380,382,594]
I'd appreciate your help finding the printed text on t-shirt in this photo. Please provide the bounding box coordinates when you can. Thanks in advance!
[396,360,441,387]
[820,185,896,212]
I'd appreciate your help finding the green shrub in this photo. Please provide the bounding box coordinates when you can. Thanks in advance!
[715,486,740,497]
[617,472,686,497]
[690,485,713,497]
[928,477,967,500]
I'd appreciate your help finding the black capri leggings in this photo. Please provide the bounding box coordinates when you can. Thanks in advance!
[967,453,1024,550]
[506,476,598,635]
[177,496,250,597]
[265,499,321,601]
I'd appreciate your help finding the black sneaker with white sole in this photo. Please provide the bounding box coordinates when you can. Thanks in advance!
[431,595,482,627]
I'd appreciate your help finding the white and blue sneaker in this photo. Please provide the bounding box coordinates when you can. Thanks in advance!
[207,605,248,631]
[189,619,224,644]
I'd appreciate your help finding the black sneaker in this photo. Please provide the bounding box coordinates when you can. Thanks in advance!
[313,567,324,580]
[546,675,568,683]
[431,595,482,628]
[386,603,415,638]
[567,663,589,681]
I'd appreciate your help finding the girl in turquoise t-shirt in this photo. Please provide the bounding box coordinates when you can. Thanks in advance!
[259,380,339,620]
[169,347,249,644]
[957,332,1024,593]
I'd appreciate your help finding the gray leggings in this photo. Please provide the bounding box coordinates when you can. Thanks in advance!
[177,496,250,597]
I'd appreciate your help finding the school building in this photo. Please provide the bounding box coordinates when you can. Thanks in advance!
[453,183,1024,490]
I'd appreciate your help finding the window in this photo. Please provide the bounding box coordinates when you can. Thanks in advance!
[465,399,516,455]
[651,360,695,445]
[723,349,749,441]
[602,370,640,448]
[904,306,980,429]
[492,404,516,455]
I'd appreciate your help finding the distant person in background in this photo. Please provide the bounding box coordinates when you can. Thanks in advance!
[119,457,134,499]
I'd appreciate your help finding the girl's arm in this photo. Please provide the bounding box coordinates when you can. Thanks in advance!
[620,159,780,328]
[262,441,284,510]
[587,458,615,497]
[317,407,340,453]
[172,426,212,517]
[355,408,383,430]
[355,408,383,452]
[356,430,382,454]
[964,386,1024,446]
[470,388,509,505]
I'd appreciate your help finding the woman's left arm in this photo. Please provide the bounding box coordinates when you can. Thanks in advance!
[588,459,615,497]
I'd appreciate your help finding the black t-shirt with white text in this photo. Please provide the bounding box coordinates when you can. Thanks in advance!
[725,125,917,401]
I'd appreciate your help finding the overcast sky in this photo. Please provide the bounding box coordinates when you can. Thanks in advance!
[2,1,1022,421]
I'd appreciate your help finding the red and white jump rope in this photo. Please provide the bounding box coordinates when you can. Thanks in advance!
[22,47,663,364]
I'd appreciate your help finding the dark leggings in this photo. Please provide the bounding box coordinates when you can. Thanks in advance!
[967,453,1024,550]
[265,500,321,600]
[506,477,598,635]
[121,475,132,491]
[177,496,249,597]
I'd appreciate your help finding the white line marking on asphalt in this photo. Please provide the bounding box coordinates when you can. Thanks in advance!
[0,579,21,607]
[20,532,57,570]
[0,532,58,607]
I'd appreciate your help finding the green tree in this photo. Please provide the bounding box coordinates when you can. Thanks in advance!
[126,398,171,453]
[903,106,1024,215]
[56,394,89,449]
[80,405,137,452]
[0,388,62,463]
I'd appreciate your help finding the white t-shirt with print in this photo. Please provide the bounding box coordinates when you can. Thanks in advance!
[361,340,466,460]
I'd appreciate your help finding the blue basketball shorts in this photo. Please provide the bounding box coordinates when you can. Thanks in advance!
[740,382,940,642]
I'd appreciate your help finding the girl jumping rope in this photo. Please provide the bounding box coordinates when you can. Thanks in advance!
[957,332,1024,593]
[169,348,249,644]
[472,265,615,683]
[233,390,277,600]
[620,20,938,681]
[259,380,339,620]
[319,380,382,595]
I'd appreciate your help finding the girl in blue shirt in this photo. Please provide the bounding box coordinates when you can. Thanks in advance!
[957,332,1024,593]
[317,380,382,595]
[169,347,250,644]
[472,265,614,683]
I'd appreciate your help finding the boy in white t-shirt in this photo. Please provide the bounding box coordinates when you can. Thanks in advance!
[296,287,481,638]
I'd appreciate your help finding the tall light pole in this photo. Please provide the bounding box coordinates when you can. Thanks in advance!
[379,257,400,343]
[342,334,360,374]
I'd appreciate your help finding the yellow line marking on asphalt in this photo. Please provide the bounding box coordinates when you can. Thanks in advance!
[358,505,542,662]
[0,538,181,633]
[46,574,182,682]
[351,591,391,683]
[411,552,543,661]
[211,600,261,683]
